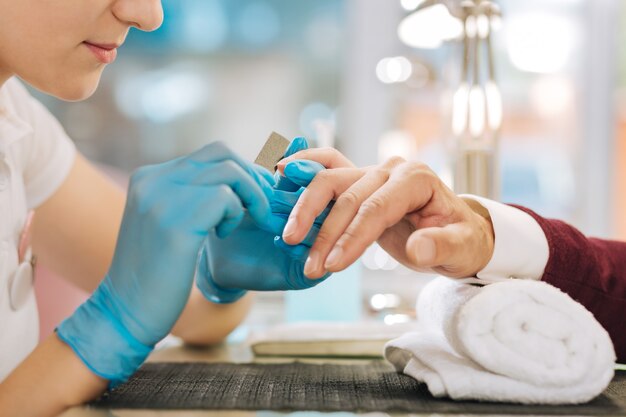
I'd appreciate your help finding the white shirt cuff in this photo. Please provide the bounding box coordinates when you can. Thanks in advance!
[460,195,549,282]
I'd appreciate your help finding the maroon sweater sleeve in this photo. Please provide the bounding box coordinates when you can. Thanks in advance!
[511,205,626,362]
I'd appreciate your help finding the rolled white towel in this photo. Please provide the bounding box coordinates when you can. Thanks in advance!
[384,277,616,404]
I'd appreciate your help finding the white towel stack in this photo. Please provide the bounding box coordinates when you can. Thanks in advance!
[384,277,616,404]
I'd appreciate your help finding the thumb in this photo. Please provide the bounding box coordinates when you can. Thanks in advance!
[405,224,473,277]
[284,137,309,157]
[283,159,326,187]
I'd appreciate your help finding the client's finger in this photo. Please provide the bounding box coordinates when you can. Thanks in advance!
[405,223,475,277]
[303,161,402,278]
[320,159,436,274]
[282,167,365,246]
[277,147,355,174]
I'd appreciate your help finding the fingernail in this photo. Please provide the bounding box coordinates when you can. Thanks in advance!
[283,217,298,238]
[414,238,436,264]
[325,246,343,269]
[304,252,319,277]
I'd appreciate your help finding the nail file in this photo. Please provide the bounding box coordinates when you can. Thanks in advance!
[254,132,290,173]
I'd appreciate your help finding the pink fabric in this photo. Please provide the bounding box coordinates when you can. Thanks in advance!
[513,205,626,363]
[34,266,88,341]
[34,163,126,341]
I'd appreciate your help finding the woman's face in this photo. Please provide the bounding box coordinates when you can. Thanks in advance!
[0,0,163,101]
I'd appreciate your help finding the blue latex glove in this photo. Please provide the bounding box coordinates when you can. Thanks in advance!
[196,138,331,303]
[57,142,271,386]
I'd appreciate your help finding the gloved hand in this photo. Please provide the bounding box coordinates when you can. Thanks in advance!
[196,138,332,304]
[57,142,271,386]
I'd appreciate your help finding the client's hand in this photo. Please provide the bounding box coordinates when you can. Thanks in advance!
[196,138,332,304]
[277,149,495,279]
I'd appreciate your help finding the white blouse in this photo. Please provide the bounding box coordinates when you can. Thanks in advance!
[0,78,75,380]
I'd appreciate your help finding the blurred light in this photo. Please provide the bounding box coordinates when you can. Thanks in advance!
[312,119,336,148]
[485,81,502,131]
[370,294,402,311]
[469,85,486,137]
[529,75,574,118]
[116,68,210,123]
[398,4,463,49]
[506,13,577,74]
[361,244,381,270]
[400,0,424,11]
[236,1,281,47]
[299,102,334,140]
[374,246,400,271]
[378,130,417,162]
[180,0,228,52]
[476,14,490,38]
[383,256,400,271]
[362,243,401,272]
[465,15,477,38]
[490,14,503,31]
[373,247,389,270]
[384,314,411,325]
[376,56,413,84]
[371,294,388,310]
[452,82,469,136]
[406,61,430,88]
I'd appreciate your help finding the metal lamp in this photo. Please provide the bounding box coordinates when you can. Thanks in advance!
[400,0,503,199]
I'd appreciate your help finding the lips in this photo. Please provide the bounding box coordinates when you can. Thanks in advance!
[84,42,119,64]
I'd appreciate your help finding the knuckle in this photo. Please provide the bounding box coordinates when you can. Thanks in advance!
[366,168,388,185]
[319,147,339,157]
[408,160,430,170]
[219,159,241,174]
[313,228,336,248]
[193,141,232,162]
[383,156,406,168]
[313,169,336,184]
[327,148,347,162]
[308,171,336,194]
[359,196,387,217]
[403,162,438,184]
[315,169,332,183]
[215,184,235,200]
[336,189,361,208]
[340,228,360,245]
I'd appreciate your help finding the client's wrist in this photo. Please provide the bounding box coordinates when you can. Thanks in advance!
[461,197,495,275]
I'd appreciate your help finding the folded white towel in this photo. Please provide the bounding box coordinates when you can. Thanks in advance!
[384,277,616,404]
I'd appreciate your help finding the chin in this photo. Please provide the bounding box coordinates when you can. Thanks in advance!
[54,77,101,102]
[27,69,103,102]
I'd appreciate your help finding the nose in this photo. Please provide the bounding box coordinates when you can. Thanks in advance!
[112,0,164,32]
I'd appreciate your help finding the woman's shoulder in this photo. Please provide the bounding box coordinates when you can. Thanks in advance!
[0,77,45,124]
[1,77,32,105]
[0,77,67,138]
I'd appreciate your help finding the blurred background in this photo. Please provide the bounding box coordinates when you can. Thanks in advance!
[33,0,626,337]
